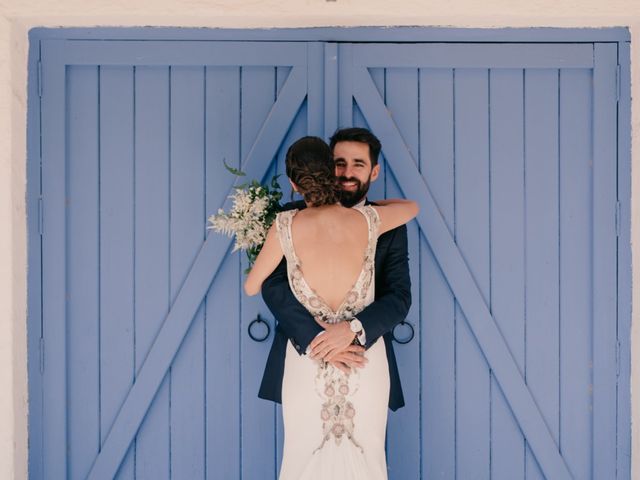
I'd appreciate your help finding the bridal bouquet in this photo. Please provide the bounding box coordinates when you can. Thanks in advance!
[207,162,282,270]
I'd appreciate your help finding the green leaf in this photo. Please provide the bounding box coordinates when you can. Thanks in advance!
[271,174,282,189]
[223,158,246,177]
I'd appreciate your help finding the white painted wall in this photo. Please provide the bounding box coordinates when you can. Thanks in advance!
[1,1,637,479]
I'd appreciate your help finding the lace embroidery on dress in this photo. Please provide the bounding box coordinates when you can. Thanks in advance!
[275,205,381,453]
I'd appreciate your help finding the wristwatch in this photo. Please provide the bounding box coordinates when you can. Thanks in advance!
[349,318,364,345]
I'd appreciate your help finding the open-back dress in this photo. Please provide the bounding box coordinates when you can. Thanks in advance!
[275,205,390,480]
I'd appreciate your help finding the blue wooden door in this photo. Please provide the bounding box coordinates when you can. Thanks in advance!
[338,42,620,479]
[34,39,323,479]
[31,37,623,480]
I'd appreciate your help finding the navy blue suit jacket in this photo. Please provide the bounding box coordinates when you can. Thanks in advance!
[258,200,411,411]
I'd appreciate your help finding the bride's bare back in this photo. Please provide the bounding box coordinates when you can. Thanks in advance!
[290,205,369,312]
[244,198,418,297]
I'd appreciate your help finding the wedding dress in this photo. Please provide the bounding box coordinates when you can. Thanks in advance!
[276,205,389,480]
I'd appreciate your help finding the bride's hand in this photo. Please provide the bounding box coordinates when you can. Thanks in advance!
[331,345,368,368]
[309,318,356,360]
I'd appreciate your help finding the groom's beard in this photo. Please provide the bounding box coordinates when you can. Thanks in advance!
[338,175,371,208]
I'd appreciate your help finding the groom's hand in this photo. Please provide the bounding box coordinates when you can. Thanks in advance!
[309,318,357,360]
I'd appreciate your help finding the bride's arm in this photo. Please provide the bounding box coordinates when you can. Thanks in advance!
[244,224,283,296]
[371,198,419,234]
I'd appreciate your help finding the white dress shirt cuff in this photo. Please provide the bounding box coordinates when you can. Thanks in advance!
[305,330,325,355]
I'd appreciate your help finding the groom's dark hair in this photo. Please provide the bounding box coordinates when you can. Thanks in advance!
[329,127,382,167]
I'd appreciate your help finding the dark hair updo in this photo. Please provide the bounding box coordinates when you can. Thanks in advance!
[285,136,342,207]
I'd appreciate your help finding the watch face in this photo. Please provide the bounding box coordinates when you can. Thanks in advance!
[350,319,363,333]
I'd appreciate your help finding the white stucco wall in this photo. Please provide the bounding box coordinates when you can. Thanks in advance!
[1,1,638,479]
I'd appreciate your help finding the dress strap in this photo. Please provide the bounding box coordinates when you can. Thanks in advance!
[353,205,381,252]
[275,209,299,265]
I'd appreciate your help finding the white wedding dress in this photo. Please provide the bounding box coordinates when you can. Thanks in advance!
[275,205,390,480]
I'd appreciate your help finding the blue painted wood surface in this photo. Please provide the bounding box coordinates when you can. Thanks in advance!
[617,39,632,480]
[454,67,492,480]
[66,65,100,480]
[99,65,136,480]
[133,65,171,480]
[26,36,44,480]
[559,66,592,480]
[29,34,629,480]
[419,67,456,480]
[524,67,560,480]
[592,43,619,480]
[489,68,526,480]
[40,41,68,480]
[347,40,622,479]
[204,65,241,480]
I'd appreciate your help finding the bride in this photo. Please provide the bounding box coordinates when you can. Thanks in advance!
[244,136,418,480]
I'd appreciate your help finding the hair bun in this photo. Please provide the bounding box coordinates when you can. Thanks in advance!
[295,170,341,207]
[285,137,341,207]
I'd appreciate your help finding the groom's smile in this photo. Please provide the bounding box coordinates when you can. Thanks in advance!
[339,178,360,191]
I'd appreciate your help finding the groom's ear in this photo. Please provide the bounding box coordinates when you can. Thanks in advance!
[289,179,299,192]
[370,164,381,182]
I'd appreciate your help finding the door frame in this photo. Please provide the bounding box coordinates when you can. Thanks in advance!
[26,26,632,478]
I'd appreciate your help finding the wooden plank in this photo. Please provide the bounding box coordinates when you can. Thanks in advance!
[205,66,241,480]
[276,65,304,202]
[384,67,421,480]
[169,65,207,478]
[524,68,560,480]
[240,65,278,480]
[323,43,338,139]
[307,43,324,137]
[40,41,68,480]
[52,39,308,66]
[592,42,618,479]
[616,39,632,480]
[338,44,353,129]
[86,65,307,480]
[362,68,386,202]
[26,36,44,480]
[66,65,100,480]
[489,68,526,480]
[133,65,171,480]
[454,68,491,480]
[30,26,631,43]
[352,65,573,480]
[237,66,308,186]
[559,67,592,480]
[352,44,594,69]
[419,67,456,480]
[98,65,135,480]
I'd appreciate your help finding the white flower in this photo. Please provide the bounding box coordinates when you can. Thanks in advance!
[207,183,279,262]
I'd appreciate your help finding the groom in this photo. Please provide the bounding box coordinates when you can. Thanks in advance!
[259,127,411,411]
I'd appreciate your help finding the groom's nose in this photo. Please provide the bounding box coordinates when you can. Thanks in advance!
[344,164,356,178]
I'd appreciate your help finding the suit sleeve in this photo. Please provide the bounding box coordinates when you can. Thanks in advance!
[357,224,412,349]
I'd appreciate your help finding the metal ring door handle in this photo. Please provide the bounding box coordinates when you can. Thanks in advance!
[392,320,415,344]
[248,314,271,342]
